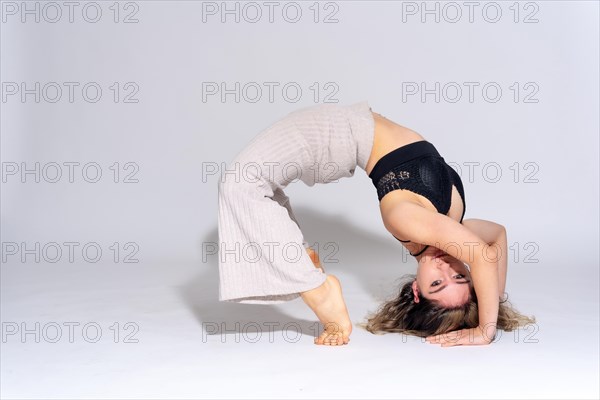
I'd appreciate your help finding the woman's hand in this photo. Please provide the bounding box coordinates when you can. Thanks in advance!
[425,325,497,347]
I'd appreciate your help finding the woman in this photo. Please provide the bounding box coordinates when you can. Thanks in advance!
[217,101,534,346]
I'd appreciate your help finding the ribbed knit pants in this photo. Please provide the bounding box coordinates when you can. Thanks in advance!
[217,101,375,304]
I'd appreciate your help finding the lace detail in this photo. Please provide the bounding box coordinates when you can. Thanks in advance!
[375,155,452,216]
[378,170,411,188]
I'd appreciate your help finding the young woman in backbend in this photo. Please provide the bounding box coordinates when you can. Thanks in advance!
[217,101,535,346]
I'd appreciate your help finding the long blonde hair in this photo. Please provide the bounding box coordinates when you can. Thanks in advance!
[357,274,536,338]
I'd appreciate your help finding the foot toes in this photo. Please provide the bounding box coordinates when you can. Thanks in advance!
[315,331,328,345]
[315,330,348,346]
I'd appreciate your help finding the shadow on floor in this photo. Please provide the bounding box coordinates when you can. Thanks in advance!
[177,205,417,338]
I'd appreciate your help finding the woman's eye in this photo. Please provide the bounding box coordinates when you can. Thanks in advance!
[455,274,465,279]
[431,280,442,287]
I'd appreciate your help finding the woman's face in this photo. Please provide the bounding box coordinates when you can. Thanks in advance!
[413,247,472,307]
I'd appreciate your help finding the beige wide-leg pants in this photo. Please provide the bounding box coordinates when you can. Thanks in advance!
[217,101,375,304]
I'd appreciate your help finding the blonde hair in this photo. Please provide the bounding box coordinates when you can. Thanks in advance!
[357,274,536,338]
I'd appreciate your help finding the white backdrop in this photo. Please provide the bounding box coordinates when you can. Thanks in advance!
[1,1,598,399]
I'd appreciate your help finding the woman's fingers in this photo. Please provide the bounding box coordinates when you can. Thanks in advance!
[426,331,465,346]
[441,341,462,347]
[426,328,491,346]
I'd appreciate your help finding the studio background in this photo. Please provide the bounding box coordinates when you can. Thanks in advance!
[1,1,598,399]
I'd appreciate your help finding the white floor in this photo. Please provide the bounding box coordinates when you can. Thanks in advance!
[2,211,599,399]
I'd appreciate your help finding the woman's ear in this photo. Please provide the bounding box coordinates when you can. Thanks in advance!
[411,280,420,303]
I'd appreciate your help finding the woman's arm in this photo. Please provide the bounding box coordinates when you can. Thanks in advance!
[462,219,507,296]
[383,201,500,343]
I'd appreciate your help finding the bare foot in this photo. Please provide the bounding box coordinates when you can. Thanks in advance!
[300,274,352,346]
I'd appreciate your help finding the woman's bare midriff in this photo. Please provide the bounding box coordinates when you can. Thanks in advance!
[365,111,426,176]
[365,110,465,252]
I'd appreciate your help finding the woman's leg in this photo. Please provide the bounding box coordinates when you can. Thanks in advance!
[218,178,352,345]
[217,177,326,304]
[271,187,352,345]
[271,187,302,229]
[272,187,324,273]
[300,275,353,346]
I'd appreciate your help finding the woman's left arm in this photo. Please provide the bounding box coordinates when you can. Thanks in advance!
[462,219,507,297]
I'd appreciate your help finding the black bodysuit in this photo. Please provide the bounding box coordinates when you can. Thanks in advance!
[368,140,466,257]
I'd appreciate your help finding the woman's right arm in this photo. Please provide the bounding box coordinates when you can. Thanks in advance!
[462,218,508,298]
[383,201,500,344]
